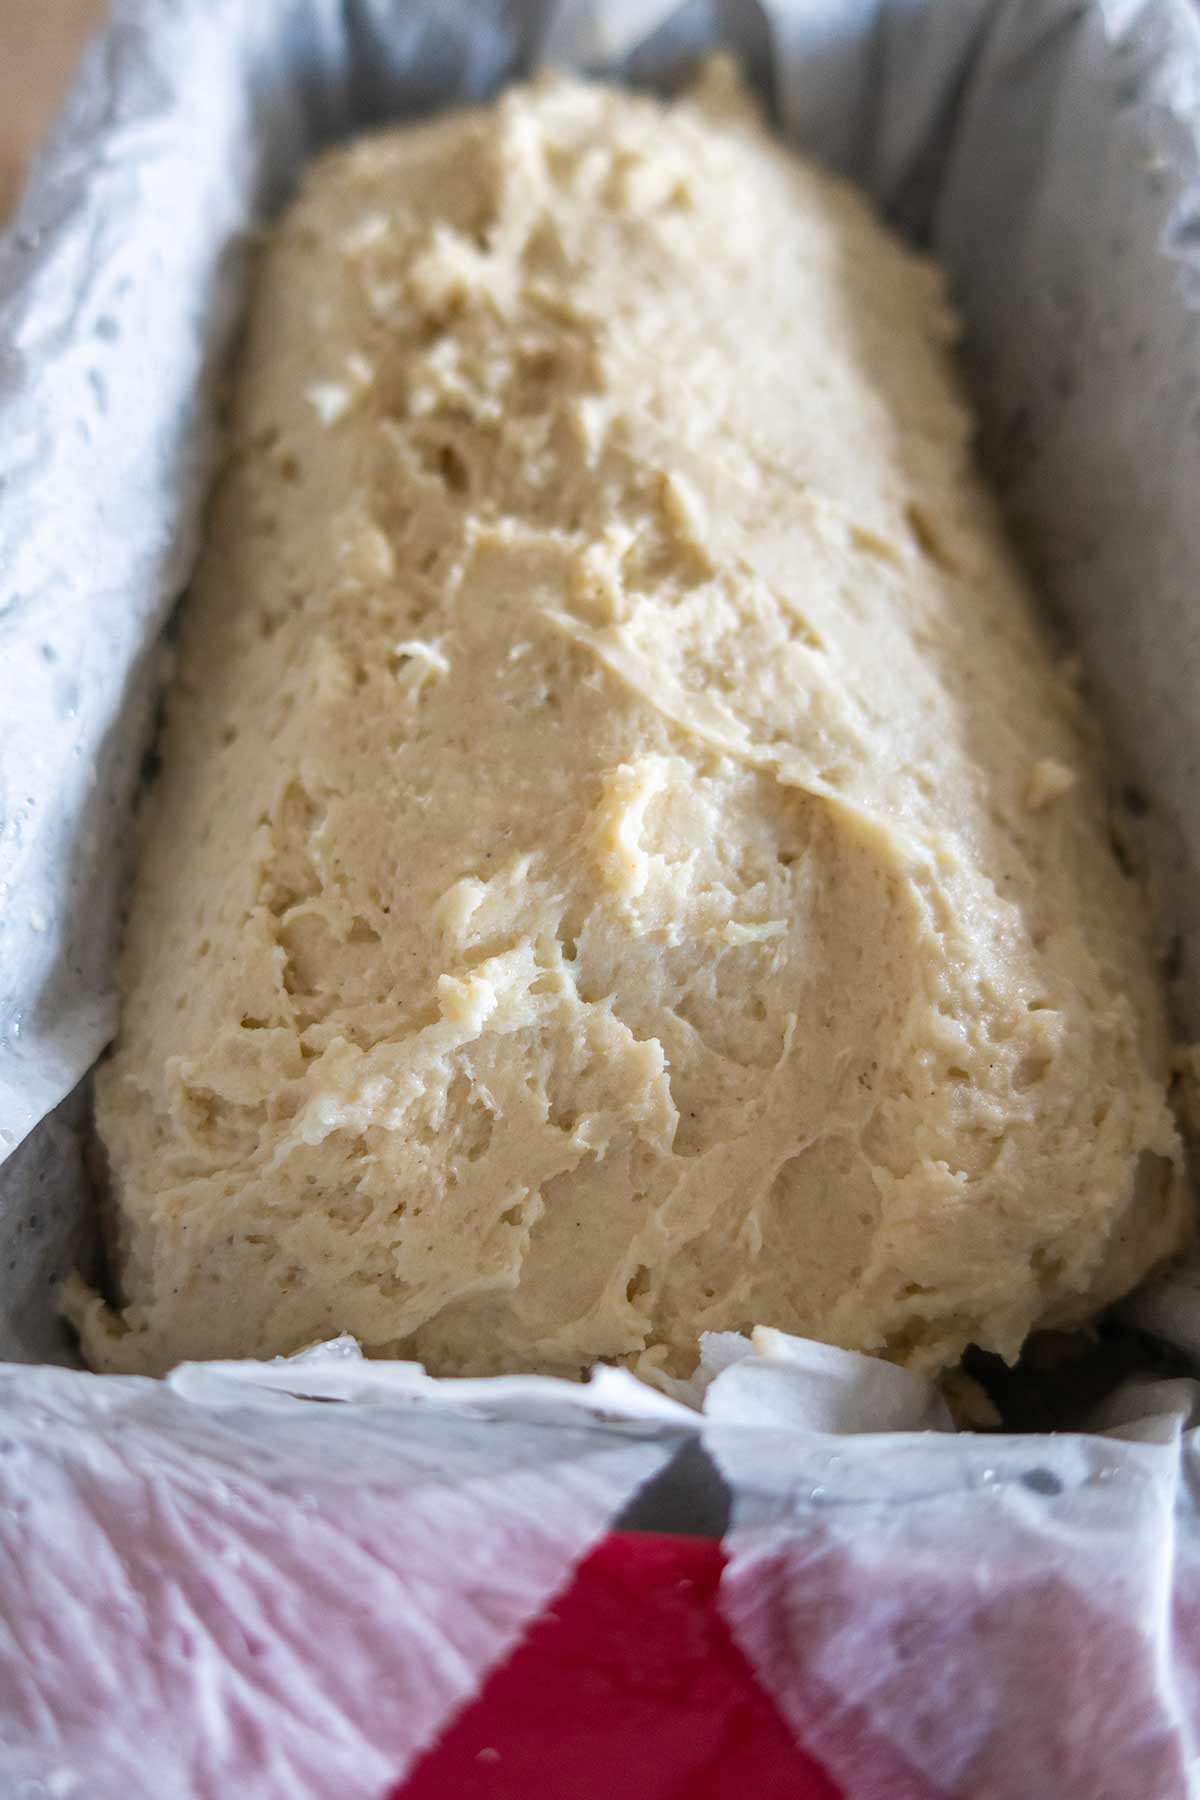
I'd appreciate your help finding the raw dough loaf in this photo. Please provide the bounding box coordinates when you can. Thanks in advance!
[73,64,1189,1381]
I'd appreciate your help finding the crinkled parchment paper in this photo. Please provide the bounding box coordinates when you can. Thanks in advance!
[1,2,1200,1795]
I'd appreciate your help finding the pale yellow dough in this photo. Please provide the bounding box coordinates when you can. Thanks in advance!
[73,65,1190,1381]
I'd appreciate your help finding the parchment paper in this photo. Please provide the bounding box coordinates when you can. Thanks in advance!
[2,2,1200,1794]
[0,1342,681,1800]
[3,1328,1197,1798]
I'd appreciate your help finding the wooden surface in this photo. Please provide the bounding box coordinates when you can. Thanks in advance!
[0,0,103,217]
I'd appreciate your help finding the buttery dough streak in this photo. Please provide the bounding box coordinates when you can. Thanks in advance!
[69,63,1188,1381]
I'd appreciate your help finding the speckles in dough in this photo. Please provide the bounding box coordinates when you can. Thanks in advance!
[1026,757,1077,810]
[71,64,1188,1383]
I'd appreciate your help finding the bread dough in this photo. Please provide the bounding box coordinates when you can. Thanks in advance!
[71,64,1189,1381]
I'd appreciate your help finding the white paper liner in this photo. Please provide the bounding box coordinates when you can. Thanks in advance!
[5,1329,1198,1796]
[707,1338,1200,1799]
[0,1345,679,1799]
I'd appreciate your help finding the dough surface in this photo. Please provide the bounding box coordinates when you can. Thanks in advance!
[74,66,1189,1380]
